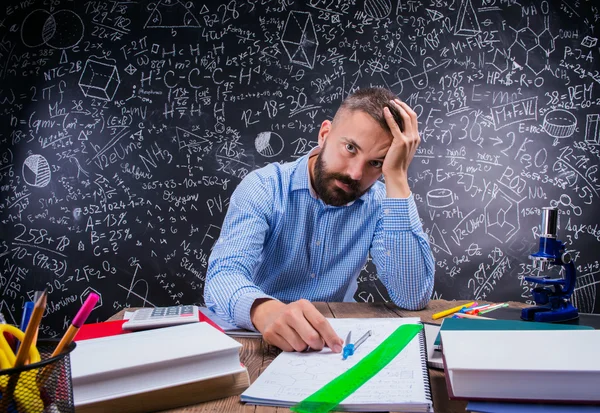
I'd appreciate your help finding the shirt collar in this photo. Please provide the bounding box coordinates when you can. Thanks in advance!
[292,146,371,206]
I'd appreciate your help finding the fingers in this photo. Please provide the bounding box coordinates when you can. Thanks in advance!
[389,100,421,149]
[264,326,307,352]
[394,99,418,134]
[261,300,344,353]
[301,302,344,352]
[383,106,403,137]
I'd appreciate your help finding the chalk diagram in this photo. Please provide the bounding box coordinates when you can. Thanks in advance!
[454,0,480,37]
[82,287,102,310]
[21,9,84,49]
[484,186,522,244]
[550,194,582,216]
[23,154,51,188]
[581,36,598,48]
[79,59,121,101]
[176,127,213,154]
[488,48,512,73]
[281,11,319,69]
[255,132,284,158]
[364,0,392,20]
[574,272,598,314]
[145,0,202,29]
[391,57,452,94]
[425,189,455,255]
[393,39,417,67]
[543,109,577,140]
[585,114,600,144]
[509,16,555,75]
[427,188,454,208]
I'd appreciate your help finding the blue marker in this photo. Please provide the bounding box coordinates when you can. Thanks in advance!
[16,301,34,351]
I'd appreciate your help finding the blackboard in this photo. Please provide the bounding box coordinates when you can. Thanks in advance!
[1,0,599,335]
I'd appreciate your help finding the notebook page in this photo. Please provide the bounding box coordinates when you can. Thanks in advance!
[242,317,429,408]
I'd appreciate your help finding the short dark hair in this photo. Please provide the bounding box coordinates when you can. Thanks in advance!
[333,87,404,133]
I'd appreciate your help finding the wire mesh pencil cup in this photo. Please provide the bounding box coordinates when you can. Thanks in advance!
[0,339,76,412]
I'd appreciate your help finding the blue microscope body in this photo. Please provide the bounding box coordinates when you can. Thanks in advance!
[521,207,579,323]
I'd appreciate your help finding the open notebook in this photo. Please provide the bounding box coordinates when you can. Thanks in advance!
[241,317,433,412]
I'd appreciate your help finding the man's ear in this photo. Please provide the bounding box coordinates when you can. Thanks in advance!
[318,120,331,147]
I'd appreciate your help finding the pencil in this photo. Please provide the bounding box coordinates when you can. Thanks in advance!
[432,301,475,320]
[14,290,47,367]
[50,292,99,358]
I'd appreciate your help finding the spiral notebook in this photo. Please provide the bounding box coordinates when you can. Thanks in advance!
[241,317,432,412]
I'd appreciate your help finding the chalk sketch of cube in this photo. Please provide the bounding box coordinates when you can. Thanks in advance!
[585,114,600,144]
[581,36,598,48]
[79,59,121,101]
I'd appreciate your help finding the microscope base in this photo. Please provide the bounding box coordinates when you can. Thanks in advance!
[521,304,579,323]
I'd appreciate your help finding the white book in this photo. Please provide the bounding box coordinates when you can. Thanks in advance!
[441,329,600,403]
[71,322,249,412]
[241,318,433,412]
[423,323,443,370]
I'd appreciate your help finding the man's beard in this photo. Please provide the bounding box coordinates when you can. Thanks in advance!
[313,153,365,206]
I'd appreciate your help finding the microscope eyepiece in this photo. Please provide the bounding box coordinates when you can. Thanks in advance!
[540,207,558,238]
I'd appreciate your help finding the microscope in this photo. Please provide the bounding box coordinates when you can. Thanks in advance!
[521,207,579,323]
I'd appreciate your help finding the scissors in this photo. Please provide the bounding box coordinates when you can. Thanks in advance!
[0,324,41,370]
[342,330,372,360]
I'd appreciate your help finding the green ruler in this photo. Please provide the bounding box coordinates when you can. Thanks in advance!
[291,323,423,413]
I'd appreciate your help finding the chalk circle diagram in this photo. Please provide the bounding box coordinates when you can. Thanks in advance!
[21,9,84,49]
[543,109,577,139]
[364,0,392,19]
[255,132,284,157]
[426,188,454,208]
[145,0,201,28]
[23,154,51,187]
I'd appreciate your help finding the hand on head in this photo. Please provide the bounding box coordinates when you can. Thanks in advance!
[250,298,344,353]
[382,99,421,198]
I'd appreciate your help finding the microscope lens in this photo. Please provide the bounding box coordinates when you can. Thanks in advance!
[541,207,558,238]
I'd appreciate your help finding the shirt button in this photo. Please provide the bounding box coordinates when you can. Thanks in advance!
[384,209,390,215]
[310,273,316,278]
[386,250,391,256]
[315,240,321,246]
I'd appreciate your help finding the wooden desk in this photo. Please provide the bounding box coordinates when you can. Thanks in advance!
[108,299,527,413]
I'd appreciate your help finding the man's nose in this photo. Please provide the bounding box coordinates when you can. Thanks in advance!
[346,162,363,182]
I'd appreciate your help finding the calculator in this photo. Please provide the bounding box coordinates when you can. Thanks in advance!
[121,305,200,331]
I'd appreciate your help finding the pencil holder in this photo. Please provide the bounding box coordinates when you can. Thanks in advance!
[0,339,76,413]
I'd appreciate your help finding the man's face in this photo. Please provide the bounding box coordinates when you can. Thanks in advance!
[311,110,393,206]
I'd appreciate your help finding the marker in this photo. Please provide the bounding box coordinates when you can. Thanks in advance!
[50,293,99,357]
[17,301,35,352]
[478,302,508,314]
[453,313,495,320]
[432,301,476,320]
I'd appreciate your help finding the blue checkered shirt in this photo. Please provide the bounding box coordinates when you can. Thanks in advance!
[204,151,435,330]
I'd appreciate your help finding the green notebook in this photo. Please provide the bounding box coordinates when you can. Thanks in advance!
[433,318,593,347]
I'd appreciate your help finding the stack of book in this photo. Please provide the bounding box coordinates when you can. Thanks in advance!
[435,318,600,411]
[70,322,249,413]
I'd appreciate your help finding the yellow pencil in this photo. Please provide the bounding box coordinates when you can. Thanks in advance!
[432,301,475,320]
[14,290,46,367]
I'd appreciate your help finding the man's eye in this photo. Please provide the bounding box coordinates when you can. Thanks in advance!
[370,161,383,168]
[345,143,356,153]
